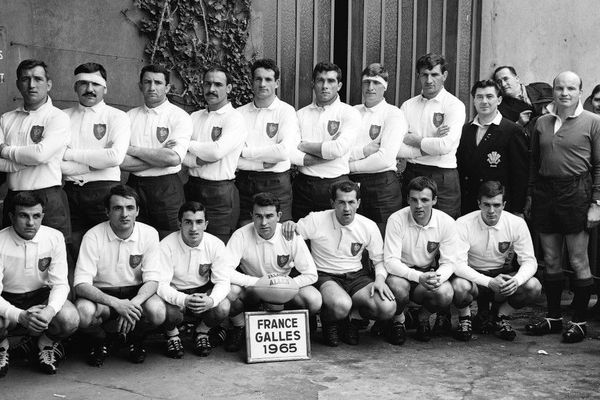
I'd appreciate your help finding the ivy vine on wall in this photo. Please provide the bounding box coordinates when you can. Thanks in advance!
[134,0,254,110]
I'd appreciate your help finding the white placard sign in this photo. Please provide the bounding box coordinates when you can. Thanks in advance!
[245,310,311,363]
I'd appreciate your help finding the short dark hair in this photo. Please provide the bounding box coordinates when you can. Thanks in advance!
[8,191,45,214]
[74,62,107,81]
[471,79,501,97]
[416,53,447,74]
[104,185,140,209]
[251,59,280,81]
[177,201,206,221]
[139,64,170,85]
[407,176,438,199]
[477,181,505,201]
[203,64,232,85]
[312,62,342,82]
[17,59,50,80]
[592,84,600,99]
[329,180,360,202]
[493,65,517,80]
[252,192,281,213]
[361,63,389,82]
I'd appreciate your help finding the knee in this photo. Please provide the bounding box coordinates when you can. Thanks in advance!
[53,302,80,336]
[0,317,10,337]
[143,295,167,326]
[164,304,184,326]
[213,299,231,320]
[227,285,243,302]
[452,278,475,307]
[75,299,96,328]
[519,277,542,300]
[299,287,323,315]
[375,298,397,320]
[425,283,453,310]
[542,251,561,269]
[323,294,352,319]
[386,276,410,303]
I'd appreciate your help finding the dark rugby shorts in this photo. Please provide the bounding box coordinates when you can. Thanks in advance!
[292,173,348,221]
[350,170,402,223]
[403,163,461,219]
[185,177,239,237]
[315,269,373,297]
[64,180,117,232]
[236,170,292,223]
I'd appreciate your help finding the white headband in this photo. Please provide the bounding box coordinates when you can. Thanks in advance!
[74,73,107,90]
[362,75,388,90]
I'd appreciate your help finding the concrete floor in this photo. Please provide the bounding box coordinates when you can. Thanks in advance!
[2,300,600,400]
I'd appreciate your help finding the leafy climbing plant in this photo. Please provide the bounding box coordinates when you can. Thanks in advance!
[134,0,254,110]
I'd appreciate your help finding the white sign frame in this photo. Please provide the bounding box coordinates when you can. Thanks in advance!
[245,310,311,363]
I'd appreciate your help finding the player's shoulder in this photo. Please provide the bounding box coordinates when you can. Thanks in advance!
[432,208,457,225]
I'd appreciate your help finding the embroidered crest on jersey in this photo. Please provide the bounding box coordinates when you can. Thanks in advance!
[129,254,143,268]
[156,127,169,143]
[30,125,44,143]
[351,242,363,256]
[498,241,511,253]
[198,263,212,276]
[277,254,290,267]
[487,151,501,167]
[432,113,445,128]
[327,120,340,136]
[266,123,279,138]
[93,124,107,140]
[38,257,52,272]
[426,241,440,254]
[369,125,381,140]
[211,127,223,141]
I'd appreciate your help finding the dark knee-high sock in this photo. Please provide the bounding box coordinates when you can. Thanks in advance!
[544,272,564,319]
[572,278,594,323]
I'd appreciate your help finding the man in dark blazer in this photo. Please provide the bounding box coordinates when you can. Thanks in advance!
[457,80,528,216]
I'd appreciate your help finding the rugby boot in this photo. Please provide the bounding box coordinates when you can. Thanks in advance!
[494,315,516,341]
[414,320,432,342]
[38,344,58,375]
[127,337,147,364]
[472,312,494,334]
[321,321,340,347]
[87,340,109,367]
[208,326,227,348]
[432,311,452,336]
[165,335,184,359]
[454,316,473,342]
[562,321,587,343]
[0,346,8,378]
[386,320,407,345]
[340,318,360,345]
[224,326,245,352]
[193,332,211,357]
[525,317,562,336]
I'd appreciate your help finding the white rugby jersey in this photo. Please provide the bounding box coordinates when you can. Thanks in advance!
[227,223,317,287]
[127,99,192,177]
[185,103,247,181]
[63,101,130,184]
[74,221,161,288]
[0,97,70,190]
[350,100,406,173]
[290,97,360,178]
[0,226,69,323]
[455,210,537,287]
[296,210,386,277]
[157,231,231,309]
[237,97,299,173]
[384,207,458,283]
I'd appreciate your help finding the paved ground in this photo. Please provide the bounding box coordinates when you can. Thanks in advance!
[2,296,600,400]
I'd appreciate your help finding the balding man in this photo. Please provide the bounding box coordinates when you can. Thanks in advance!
[525,71,600,343]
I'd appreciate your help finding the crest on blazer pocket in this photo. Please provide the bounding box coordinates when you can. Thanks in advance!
[351,242,363,256]
[211,127,223,141]
[277,254,290,267]
[426,241,440,254]
[266,123,279,138]
[369,125,381,140]
[156,127,169,143]
[129,254,143,268]
[93,124,107,140]
[487,151,501,167]
[38,257,52,272]
[198,263,212,276]
[498,241,511,253]
[432,113,445,128]
[30,125,44,143]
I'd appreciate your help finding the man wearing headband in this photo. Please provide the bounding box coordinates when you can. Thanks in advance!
[349,63,405,235]
[62,63,131,257]
[0,59,71,242]
[122,65,192,239]
[290,62,361,221]
[236,59,299,226]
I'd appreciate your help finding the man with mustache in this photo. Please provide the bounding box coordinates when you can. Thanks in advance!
[290,62,361,221]
[62,63,131,257]
[74,185,164,366]
[0,59,71,243]
[183,65,247,243]
[122,65,192,239]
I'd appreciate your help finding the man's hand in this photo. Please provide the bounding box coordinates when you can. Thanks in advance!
[418,271,441,291]
[403,132,422,148]
[587,204,600,229]
[523,196,532,220]
[498,274,519,296]
[0,143,8,159]
[116,315,136,335]
[163,139,177,149]
[436,124,450,137]
[370,275,395,301]
[18,305,50,334]
[281,221,297,241]
[111,299,142,324]
[263,162,276,169]
[185,293,214,314]
[195,157,209,167]
[487,275,507,294]
[517,110,533,126]
[363,141,380,158]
